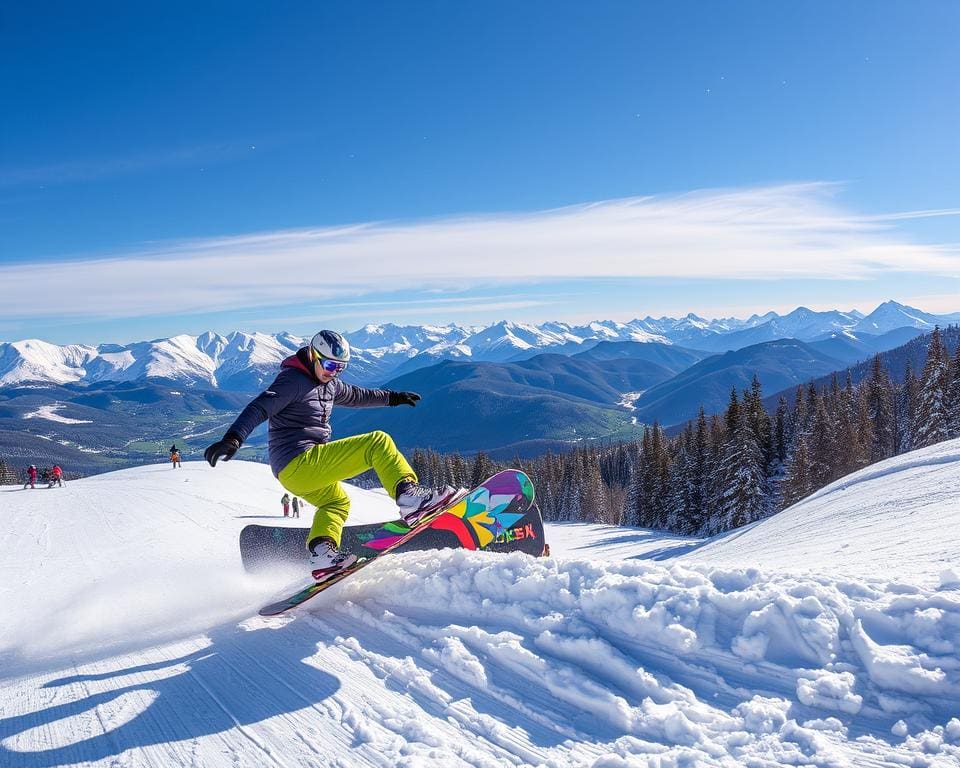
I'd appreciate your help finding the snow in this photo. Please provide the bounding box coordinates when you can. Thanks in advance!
[2,447,960,766]
[682,439,960,583]
[616,392,644,411]
[21,404,94,425]
[0,339,98,386]
[10,303,953,388]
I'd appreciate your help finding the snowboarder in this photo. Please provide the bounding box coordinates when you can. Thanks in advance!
[204,329,458,581]
[24,465,37,489]
[291,496,300,519]
[50,465,63,487]
[281,492,291,517]
[170,449,181,468]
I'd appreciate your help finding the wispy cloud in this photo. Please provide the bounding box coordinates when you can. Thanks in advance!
[2,182,958,321]
[0,142,252,188]
[244,298,559,330]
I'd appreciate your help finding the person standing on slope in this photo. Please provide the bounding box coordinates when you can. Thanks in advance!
[50,464,64,487]
[203,330,458,581]
[281,492,291,517]
[24,464,37,489]
[291,496,301,519]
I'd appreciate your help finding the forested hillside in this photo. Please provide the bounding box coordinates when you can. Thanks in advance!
[412,326,960,536]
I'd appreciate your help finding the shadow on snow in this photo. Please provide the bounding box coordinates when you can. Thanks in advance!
[0,620,340,767]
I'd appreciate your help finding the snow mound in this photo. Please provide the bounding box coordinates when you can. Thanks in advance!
[683,437,960,583]
[2,450,960,766]
[317,546,960,765]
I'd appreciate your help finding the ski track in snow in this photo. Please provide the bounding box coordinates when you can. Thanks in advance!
[2,452,960,767]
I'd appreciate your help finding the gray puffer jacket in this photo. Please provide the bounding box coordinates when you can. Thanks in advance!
[226,348,391,477]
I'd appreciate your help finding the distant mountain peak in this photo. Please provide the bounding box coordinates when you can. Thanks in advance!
[2,301,957,389]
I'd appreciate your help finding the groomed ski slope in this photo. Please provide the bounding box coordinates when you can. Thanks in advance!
[1,442,959,767]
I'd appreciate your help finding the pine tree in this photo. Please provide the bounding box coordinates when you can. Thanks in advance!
[543,450,564,521]
[835,372,864,477]
[579,449,608,523]
[898,360,919,452]
[471,452,498,487]
[559,453,582,521]
[865,354,896,462]
[449,453,469,488]
[744,375,772,471]
[663,438,690,533]
[724,387,740,437]
[708,414,766,534]
[410,448,428,482]
[854,386,875,470]
[790,384,808,443]
[626,424,670,529]
[915,327,951,448]
[807,388,835,487]
[773,396,789,467]
[782,434,812,507]
[0,457,17,485]
[948,344,960,439]
[428,451,444,487]
[653,423,671,528]
[687,407,710,533]
[627,427,654,527]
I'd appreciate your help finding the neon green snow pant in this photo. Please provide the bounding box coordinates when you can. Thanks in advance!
[277,430,416,549]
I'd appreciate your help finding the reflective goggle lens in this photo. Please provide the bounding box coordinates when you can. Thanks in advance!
[319,357,347,375]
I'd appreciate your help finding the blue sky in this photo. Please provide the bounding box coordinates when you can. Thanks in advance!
[1,1,958,344]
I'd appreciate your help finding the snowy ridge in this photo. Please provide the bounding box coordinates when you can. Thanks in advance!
[684,438,960,580]
[0,339,99,386]
[2,444,960,765]
[3,300,957,388]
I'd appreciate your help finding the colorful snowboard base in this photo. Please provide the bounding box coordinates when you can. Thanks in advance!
[256,469,538,616]
[240,473,544,573]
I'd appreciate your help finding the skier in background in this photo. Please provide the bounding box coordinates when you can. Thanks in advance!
[170,449,181,468]
[281,492,291,517]
[24,465,37,489]
[50,464,64,487]
[291,496,301,519]
[204,329,459,582]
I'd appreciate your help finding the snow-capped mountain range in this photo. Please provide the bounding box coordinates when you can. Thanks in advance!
[2,301,957,389]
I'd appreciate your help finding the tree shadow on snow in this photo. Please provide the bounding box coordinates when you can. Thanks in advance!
[0,620,340,767]
[634,541,708,560]
[551,527,707,561]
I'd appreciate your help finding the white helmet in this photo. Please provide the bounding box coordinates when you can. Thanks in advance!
[309,330,350,374]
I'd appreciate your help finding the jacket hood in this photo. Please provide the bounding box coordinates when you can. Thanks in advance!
[281,347,320,383]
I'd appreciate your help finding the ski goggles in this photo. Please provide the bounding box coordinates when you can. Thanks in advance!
[310,347,348,375]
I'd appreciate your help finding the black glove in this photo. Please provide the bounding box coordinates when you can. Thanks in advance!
[389,391,421,407]
[204,433,241,467]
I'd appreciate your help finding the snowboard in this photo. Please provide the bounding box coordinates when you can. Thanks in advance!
[241,472,544,573]
[256,469,538,616]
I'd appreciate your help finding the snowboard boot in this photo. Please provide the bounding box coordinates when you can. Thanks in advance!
[308,539,359,582]
[395,480,462,527]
